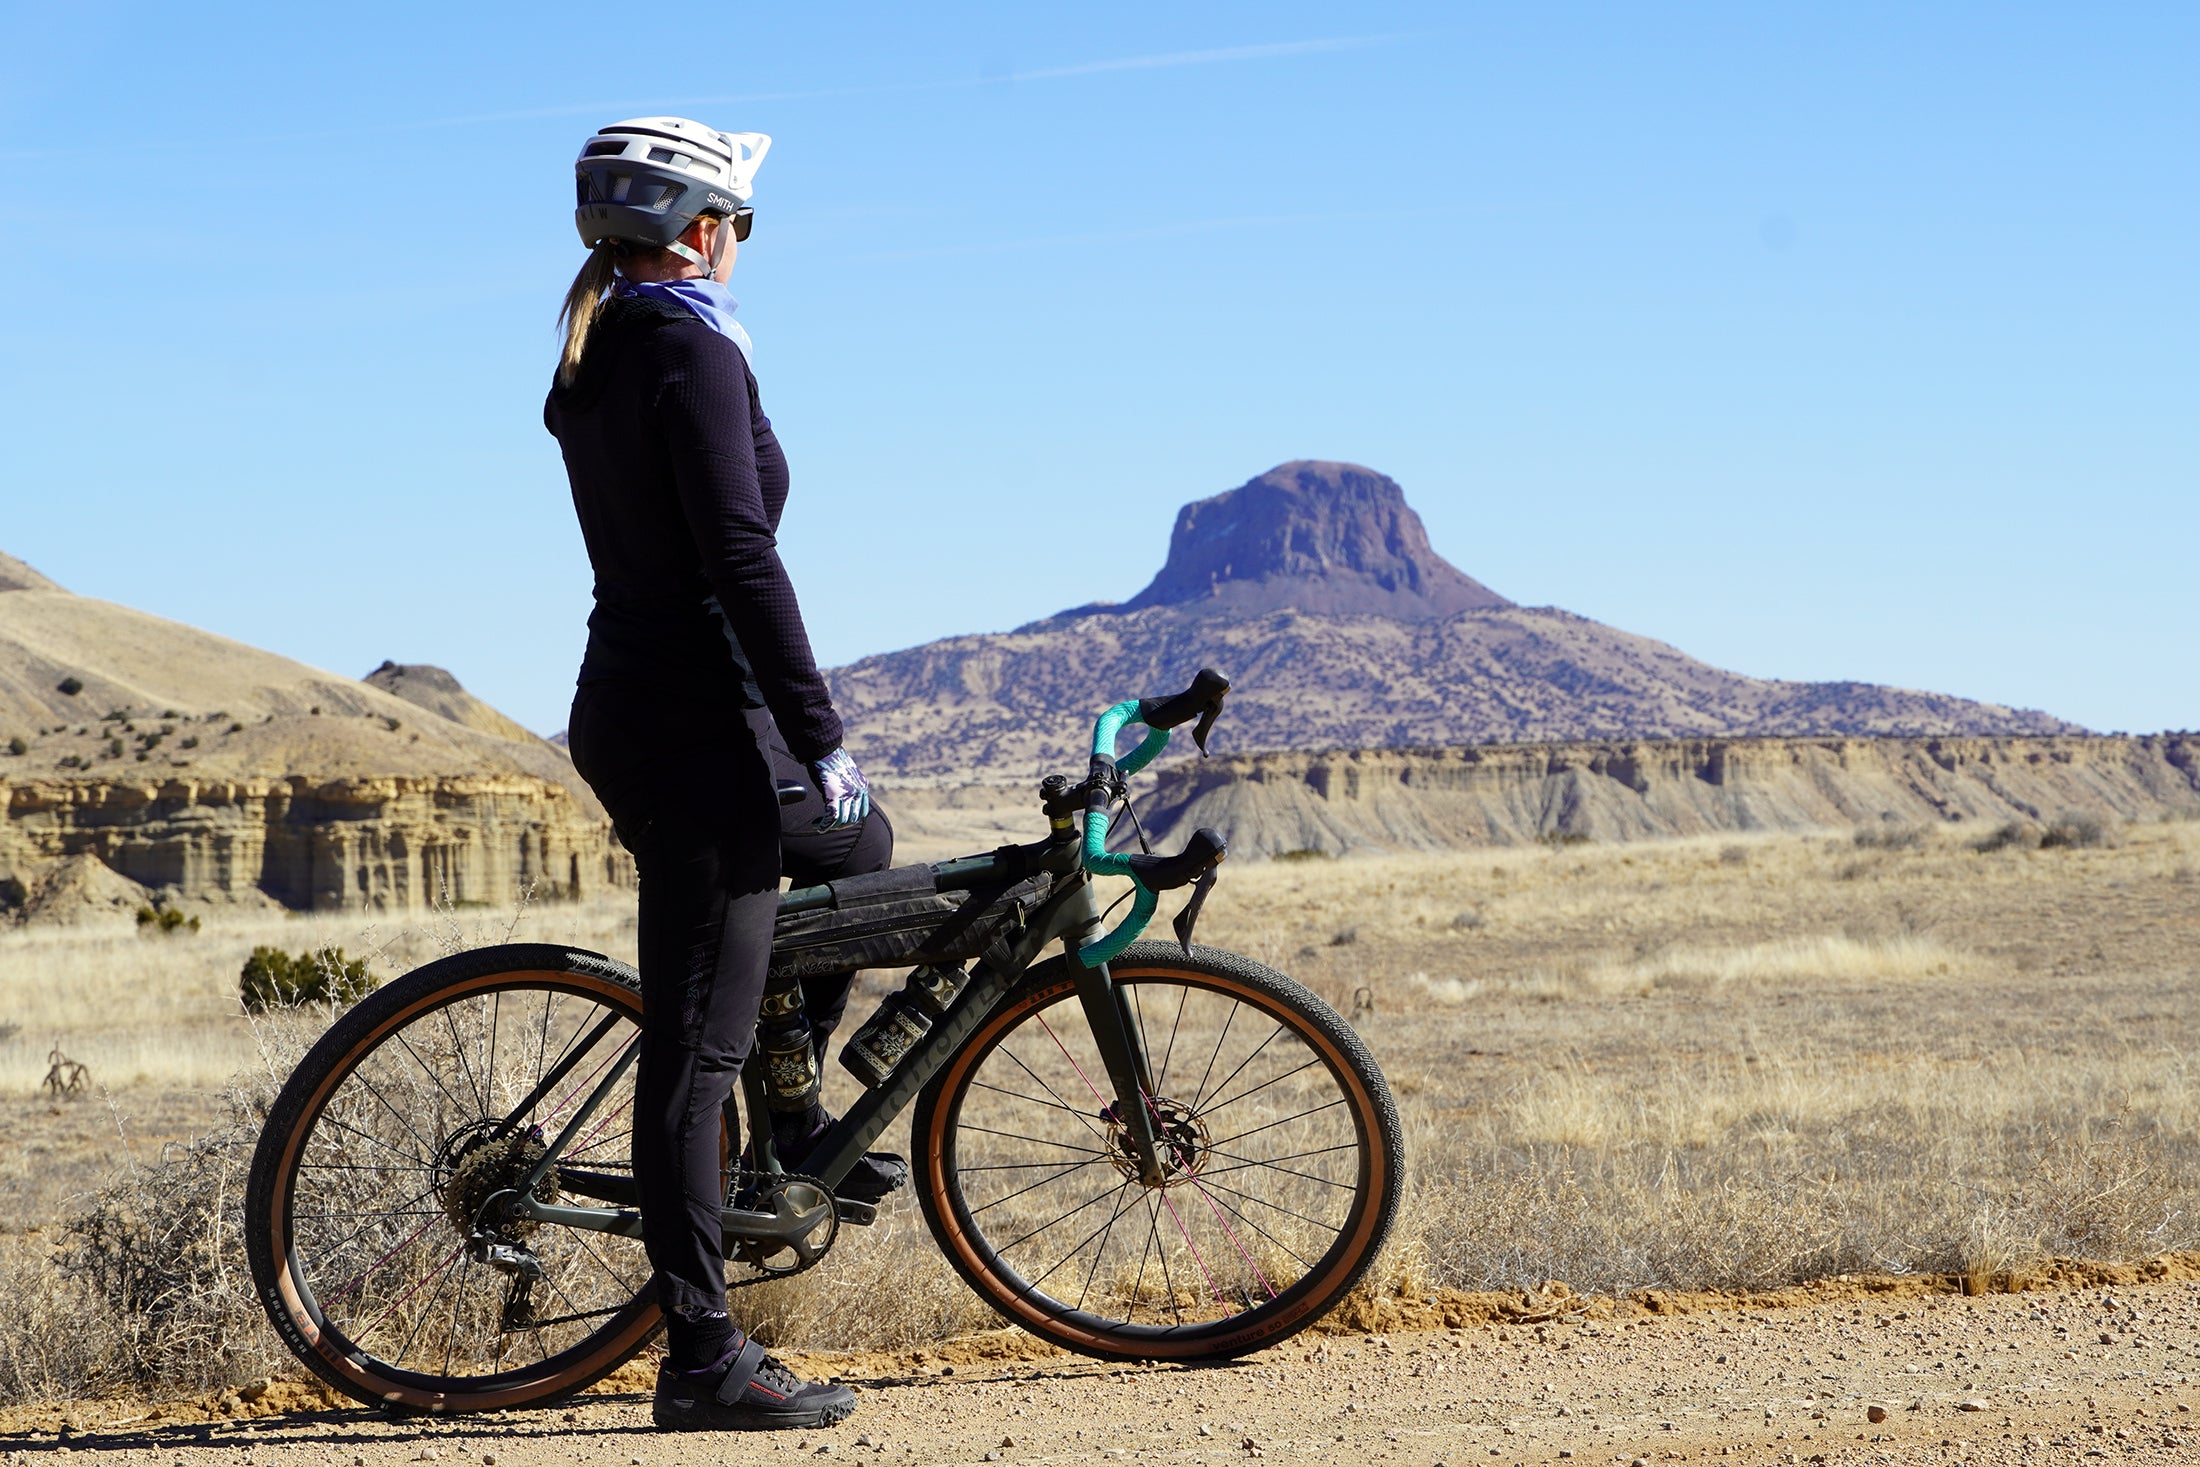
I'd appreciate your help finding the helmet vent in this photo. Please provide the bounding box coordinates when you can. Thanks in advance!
[583,140,625,157]
[655,184,684,210]
[608,174,632,204]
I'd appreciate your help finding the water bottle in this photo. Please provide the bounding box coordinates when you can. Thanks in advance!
[756,975,820,1114]
[839,964,969,1088]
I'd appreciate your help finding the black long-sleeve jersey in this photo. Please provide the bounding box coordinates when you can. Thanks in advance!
[545,296,843,763]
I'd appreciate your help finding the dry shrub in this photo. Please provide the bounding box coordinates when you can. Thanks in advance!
[0,1021,318,1403]
[1852,824,1927,851]
[1973,821,2037,853]
[54,1111,279,1394]
[239,945,373,1013]
[2041,811,2114,850]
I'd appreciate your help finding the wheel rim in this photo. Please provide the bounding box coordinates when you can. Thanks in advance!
[933,966,1382,1344]
[271,972,657,1395]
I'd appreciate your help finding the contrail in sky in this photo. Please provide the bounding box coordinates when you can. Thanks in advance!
[0,34,1410,160]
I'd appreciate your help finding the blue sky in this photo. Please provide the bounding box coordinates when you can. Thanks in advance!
[3,2,2193,736]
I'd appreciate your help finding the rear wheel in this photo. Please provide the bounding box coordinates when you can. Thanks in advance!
[244,945,661,1413]
[913,942,1402,1361]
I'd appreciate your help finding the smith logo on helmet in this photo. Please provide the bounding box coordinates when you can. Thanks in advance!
[706,192,739,212]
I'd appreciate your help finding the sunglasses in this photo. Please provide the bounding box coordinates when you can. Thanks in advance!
[729,208,753,243]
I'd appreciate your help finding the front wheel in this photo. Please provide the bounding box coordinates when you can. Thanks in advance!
[912,942,1403,1360]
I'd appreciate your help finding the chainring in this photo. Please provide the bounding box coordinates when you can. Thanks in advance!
[724,1171,839,1284]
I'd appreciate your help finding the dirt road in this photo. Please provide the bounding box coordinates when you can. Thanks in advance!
[7,1272,2199,1467]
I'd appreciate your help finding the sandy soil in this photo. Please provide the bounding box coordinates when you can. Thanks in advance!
[9,1267,2200,1467]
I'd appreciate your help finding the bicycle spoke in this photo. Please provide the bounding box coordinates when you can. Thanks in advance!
[1187,999,1239,1113]
[967,1156,1111,1217]
[387,1027,479,1121]
[993,1178,1133,1256]
[1190,1022,1288,1123]
[1127,1192,1161,1323]
[1205,1097,1348,1151]
[1188,1173,1339,1242]
[1073,1181,1142,1312]
[1153,983,1190,1097]
[971,1076,1097,1119]
[441,1002,492,1117]
[1195,1049,1316,1122]
[1198,1146,1359,1189]
[1183,1177,1322,1270]
[1024,1179,1140,1294]
[957,1124,1107,1156]
[1151,1194,1184,1323]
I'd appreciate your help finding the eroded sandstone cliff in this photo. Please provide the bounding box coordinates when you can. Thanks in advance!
[1138,734,2200,858]
[1,559,629,920]
[1,771,629,916]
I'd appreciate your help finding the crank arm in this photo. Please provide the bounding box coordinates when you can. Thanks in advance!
[721,1184,834,1245]
[512,1190,834,1245]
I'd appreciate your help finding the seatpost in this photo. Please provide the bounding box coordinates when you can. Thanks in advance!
[1063,877,1165,1185]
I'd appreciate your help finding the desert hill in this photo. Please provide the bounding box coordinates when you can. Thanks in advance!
[831,461,2077,779]
[365,660,545,747]
[0,561,624,919]
[0,585,580,788]
[0,552,61,594]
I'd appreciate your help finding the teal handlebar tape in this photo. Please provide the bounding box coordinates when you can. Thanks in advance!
[1090,700,1140,758]
[1078,697,1175,965]
[1077,884,1157,967]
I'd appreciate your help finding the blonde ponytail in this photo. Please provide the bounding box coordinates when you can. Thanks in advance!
[556,242,620,387]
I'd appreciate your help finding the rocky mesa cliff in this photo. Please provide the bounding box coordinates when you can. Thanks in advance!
[1135,733,2200,858]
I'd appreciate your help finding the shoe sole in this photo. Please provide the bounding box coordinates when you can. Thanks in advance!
[652,1398,856,1432]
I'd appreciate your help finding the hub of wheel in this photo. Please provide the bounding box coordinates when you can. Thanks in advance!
[1103,1097,1209,1183]
[438,1128,559,1236]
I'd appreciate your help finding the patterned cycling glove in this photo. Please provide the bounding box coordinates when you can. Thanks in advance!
[808,747,872,832]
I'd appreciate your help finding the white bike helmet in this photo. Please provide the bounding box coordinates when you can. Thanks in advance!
[574,117,770,263]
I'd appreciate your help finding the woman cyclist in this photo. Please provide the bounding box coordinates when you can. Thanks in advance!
[546,116,877,1433]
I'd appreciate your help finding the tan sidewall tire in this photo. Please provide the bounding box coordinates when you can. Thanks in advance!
[913,942,1402,1361]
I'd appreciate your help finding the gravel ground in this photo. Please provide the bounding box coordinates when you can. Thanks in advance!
[7,1277,2199,1466]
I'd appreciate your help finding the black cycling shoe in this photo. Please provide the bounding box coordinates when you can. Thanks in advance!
[653,1337,856,1432]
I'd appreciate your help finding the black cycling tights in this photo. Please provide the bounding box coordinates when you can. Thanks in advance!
[568,686,890,1339]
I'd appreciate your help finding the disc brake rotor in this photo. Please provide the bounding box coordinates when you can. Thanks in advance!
[1103,1097,1210,1183]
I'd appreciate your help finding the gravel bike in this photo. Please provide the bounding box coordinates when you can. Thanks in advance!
[244,671,1403,1414]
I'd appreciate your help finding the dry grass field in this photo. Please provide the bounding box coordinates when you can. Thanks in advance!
[0,814,2194,1405]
